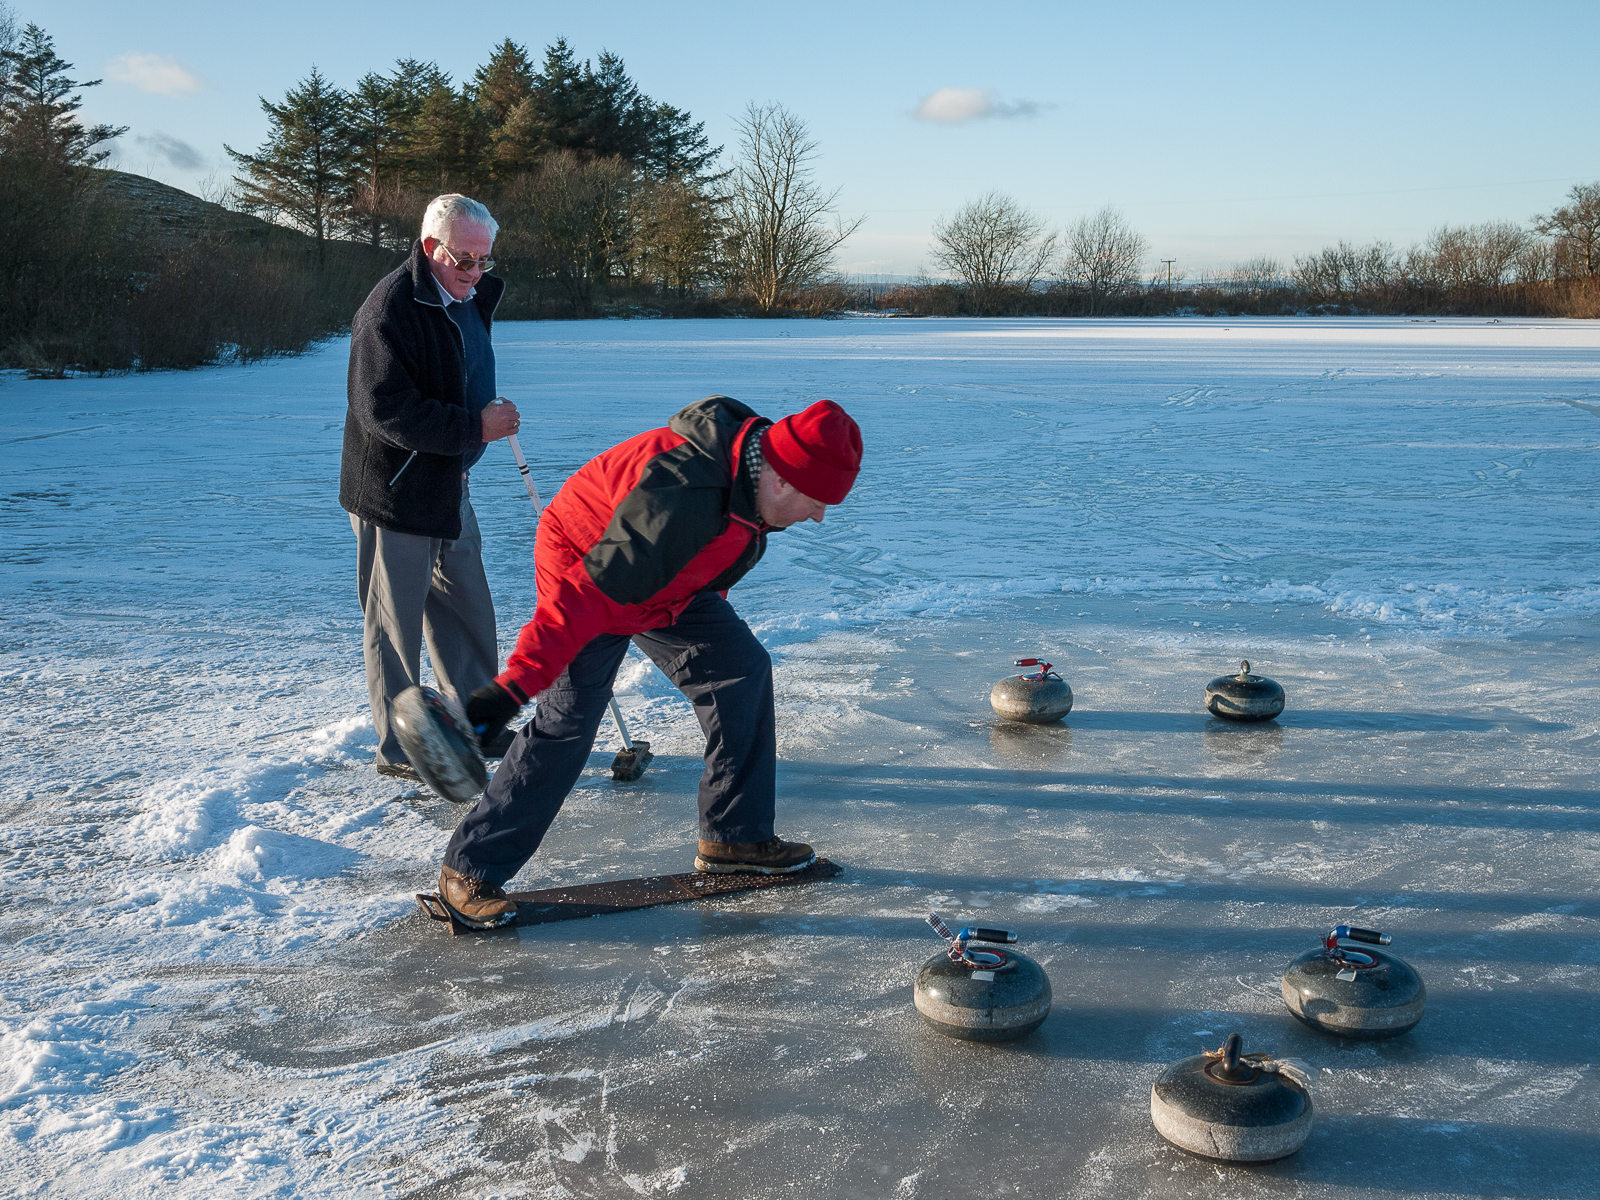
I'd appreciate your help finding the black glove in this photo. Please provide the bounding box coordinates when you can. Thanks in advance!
[466,682,522,749]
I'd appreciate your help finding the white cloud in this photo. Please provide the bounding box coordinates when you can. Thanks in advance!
[106,53,203,98]
[913,86,1045,124]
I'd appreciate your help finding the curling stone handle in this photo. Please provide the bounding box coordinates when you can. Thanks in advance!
[1340,925,1391,946]
[959,927,1018,944]
[1223,1033,1242,1073]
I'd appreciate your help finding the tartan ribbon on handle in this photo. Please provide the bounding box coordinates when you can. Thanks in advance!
[927,912,990,966]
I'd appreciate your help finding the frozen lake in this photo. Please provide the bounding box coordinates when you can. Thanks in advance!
[2,317,1597,1197]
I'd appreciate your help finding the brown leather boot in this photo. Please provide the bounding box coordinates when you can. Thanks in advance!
[438,864,518,928]
[695,835,816,875]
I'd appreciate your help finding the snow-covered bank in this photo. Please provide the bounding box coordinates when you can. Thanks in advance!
[2,317,1597,1197]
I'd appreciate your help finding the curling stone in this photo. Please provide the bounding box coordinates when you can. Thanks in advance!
[915,914,1052,1041]
[1205,660,1285,722]
[1282,925,1426,1039]
[1151,1033,1312,1162]
[390,685,488,805]
[990,658,1073,724]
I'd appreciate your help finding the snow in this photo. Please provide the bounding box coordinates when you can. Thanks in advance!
[2,316,1597,1197]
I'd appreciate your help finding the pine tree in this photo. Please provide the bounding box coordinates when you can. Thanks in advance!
[523,40,716,181]
[530,38,589,154]
[0,23,125,169]
[405,77,488,194]
[638,100,718,181]
[347,70,409,248]
[473,39,533,124]
[475,40,543,183]
[226,66,353,258]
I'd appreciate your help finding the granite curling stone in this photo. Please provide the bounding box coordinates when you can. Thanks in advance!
[916,914,1052,1042]
[1282,925,1426,1039]
[391,685,488,805]
[990,658,1073,724]
[1151,1033,1312,1162]
[1205,660,1285,722]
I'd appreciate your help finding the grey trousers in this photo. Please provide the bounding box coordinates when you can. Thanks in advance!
[352,484,498,768]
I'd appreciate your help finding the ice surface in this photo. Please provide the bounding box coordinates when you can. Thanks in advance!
[2,317,1597,1197]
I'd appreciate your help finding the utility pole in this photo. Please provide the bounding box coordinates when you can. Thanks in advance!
[1161,259,1177,294]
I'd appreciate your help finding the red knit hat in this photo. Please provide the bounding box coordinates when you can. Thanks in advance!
[761,400,862,505]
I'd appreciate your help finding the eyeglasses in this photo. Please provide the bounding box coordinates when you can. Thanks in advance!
[437,243,495,273]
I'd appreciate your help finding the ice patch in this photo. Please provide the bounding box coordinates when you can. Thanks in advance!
[1017,894,1097,912]
[624,1165,690,1193]
[1078,867,1158,883]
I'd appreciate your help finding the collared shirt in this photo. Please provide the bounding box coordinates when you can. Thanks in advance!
[433,271,476,307]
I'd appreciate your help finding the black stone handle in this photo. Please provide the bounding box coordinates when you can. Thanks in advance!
[1344,926,1391,945]
[960,926,1018,944]
[1210,1032,1260,1083]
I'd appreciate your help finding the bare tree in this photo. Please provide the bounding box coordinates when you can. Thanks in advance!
[929,192,1055,315]
[1227,256,1284,290]
[1533,182,1600,276]
[498,150,636,311]
[633,175,724,296]
[1514,236,1556,284]
[1062,207,1148,313]
[723,102,861,312]
[1292,240,1399,299]
[1426,221,1529,289]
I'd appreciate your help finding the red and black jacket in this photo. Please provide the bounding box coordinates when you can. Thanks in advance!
[497,396,771,702]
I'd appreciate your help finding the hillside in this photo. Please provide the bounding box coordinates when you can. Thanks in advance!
[96,170,298,246]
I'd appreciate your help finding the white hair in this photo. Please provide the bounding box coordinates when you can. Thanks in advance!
[421,194,498,244]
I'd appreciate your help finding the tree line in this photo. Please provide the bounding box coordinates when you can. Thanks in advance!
[224,41,854,316]
[882,187,1600,318]
[6,7,1600,376]
[0,13,860,374]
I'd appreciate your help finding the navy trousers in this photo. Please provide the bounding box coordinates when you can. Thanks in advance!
[443,592,777,886]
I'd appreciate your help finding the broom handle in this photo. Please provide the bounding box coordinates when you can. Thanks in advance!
[607,698,634,752]
[506,426,632,752]
[506,432,543,513]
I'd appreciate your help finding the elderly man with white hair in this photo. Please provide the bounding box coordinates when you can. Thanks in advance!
[339,194,522,779]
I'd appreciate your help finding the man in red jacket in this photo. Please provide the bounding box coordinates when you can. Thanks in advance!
[436,395,863,927]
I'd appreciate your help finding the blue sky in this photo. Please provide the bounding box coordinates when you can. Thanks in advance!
[32,0,1600,277]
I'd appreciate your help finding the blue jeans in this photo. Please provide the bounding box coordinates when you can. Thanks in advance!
[443,592,777,885]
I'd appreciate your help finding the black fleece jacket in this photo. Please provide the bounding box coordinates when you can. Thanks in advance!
[339,241,506,539]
